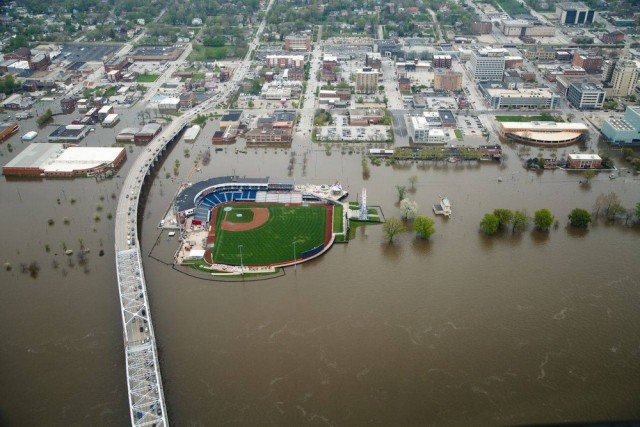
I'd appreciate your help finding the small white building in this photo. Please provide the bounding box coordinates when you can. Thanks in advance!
[102,114,119,127]
[184,125,201,142]
[158,97,180,112]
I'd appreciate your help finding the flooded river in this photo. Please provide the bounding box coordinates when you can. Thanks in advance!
[1,119,639,425]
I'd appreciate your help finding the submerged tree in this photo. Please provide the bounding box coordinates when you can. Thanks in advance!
[413,216,435,240]
[480,213,499,235]
[400,199,418,220]
[512,210,528,233]
[396,185,407,202]
[568,208,592,228]
[533,208,554,231]
[383,217,406,243]
[493,209,513,230]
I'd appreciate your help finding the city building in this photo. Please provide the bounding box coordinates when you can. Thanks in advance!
[128,46,184,61]
[479,83,560,109]
[432,54,452,69]
[103,56,130,72]
[469,48,507,81]
[471,22,493,35]
[365,52,382,70]
[2,144,126,177]
[0,122,19,141]
[407,116,447,144]
[135,123,162,143]
[566,81,605,110]
[246,127,293,145]
[102,114,120,127]
[158,97,180,113]
[284,34,311,51]
[500,19,555,37]
[398,77,411,92]
[556,2,595,25]
[571,51,602,74]
[349,109,384,126]
[355,67,379,94]
[505,56,524,69]
[602,59,639,97]
[601,30,625,44]
[98,105,114,121]
[567,153,602,168]
[499,121,588,145]
[179,92,195,109]
[601,106,640,145]
[220,110,242,129]
[265,55,305,69]
[433,69,463,91]
[48,125,91,142]
[438,110,457,128]
[60,97,76,114]
[525,45,556,61]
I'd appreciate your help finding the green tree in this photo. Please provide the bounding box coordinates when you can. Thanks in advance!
[636,201,640,219]
[480,213,499,235]
[414,216,435,239]
[36,109,53,126]
[383,217,406,243]
[568,208,592,228]
[582,169,596,184]
[396,185,407,202]
[512,210,528,233]
[533,208,554,231]
[493,209,513,230]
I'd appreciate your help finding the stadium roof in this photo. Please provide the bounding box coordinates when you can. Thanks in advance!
[174,176,270,212]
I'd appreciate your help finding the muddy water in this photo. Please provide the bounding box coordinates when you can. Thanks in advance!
[1,120,640,425]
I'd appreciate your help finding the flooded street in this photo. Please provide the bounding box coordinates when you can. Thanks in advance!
[1,123,639,425]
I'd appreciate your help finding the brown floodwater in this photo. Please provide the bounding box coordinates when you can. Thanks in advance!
[1,115,639,426]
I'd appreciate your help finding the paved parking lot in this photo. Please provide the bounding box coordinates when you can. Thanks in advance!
[457,114,486,138]
[61,43,123,62]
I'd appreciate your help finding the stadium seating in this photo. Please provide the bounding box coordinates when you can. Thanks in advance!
[193,189,259,223]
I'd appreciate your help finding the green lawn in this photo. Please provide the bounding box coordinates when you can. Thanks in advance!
[454,129,464,140]
[333,204,343,233]
[211,204,328,265]
[223,208,254,223]
[495,114,563,122]
[136,74,160,83]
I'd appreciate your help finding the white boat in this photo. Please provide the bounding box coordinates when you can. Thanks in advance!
[158,220,165,228]
[168,231,176,237]
[433,196,452,217]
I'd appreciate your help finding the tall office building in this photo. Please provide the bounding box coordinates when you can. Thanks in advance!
[355,67,379,93]
[469,48,507,81]
[566,81,605,110]
[556,2,595,25]
[605,59,639,97]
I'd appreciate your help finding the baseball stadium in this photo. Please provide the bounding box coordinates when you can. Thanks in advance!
[173,176,348,274]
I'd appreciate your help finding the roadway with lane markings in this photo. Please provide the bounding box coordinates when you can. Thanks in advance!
[113,0,276,424]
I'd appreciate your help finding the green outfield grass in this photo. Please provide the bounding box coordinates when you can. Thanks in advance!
[211,204,329,265]
[333,204,343,233]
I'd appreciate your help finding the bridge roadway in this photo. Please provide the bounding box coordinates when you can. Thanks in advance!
[114,0,275,425]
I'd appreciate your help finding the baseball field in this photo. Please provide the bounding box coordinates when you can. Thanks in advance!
[208,203,331,265]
